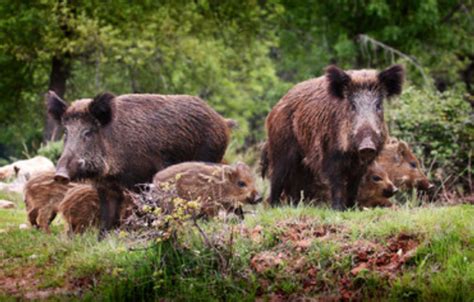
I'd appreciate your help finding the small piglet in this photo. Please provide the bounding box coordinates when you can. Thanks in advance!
[153,161,262,218]
[58,184,135,235]
[378,138,433,191]
[23,171,75,233]
[357,161,398,208]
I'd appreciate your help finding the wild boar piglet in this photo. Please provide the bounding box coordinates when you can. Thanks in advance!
[153,161,262,218]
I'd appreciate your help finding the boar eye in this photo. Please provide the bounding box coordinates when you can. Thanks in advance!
[237,181,247,188]
[409,161,417,169]
[372,175,382,182]
[83,129,93,138]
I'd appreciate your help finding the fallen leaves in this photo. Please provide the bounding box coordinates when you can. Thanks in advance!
[348,233,419,278]
[244,217,420,301]
[251,251,285,273]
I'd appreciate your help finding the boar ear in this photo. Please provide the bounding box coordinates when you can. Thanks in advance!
[378,65,404,97]
[46,91,68,122]
[89,92,115,126]
[325,65,351,99]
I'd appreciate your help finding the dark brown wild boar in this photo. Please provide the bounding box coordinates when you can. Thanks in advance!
[153,161,262,218]
[264,65,404,209]
[46,92,232,237]
[378,137,433,191]
[357,161,397,208]
[58,184,135,235]
[23,171,75,233]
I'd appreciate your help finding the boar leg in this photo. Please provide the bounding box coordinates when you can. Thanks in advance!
[285,164,313,206]
[346,172,364,208]
[269,144,301,206]
[323,155,348,210]
[329,177,347,210]
[97,184,123,239]
[28,208,39,228]
[269,163,291,207]
[37,207,56,234]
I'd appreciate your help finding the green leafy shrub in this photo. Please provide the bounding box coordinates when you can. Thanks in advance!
[387,86,473,193]
[36,140,63,164]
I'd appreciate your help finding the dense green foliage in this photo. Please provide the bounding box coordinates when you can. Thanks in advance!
[0,0,472,189]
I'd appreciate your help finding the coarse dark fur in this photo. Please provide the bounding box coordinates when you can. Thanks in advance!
[264,65,404,209]
[46,91,232,237]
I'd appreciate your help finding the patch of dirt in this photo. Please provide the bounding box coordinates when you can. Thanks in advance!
[0,264,96,300]
[243,217,420,301]
[0,265,68,300]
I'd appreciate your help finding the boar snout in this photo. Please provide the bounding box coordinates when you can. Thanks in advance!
[54,168,70,184]
[383,185,398,198]
[358,137,377,161]
[248,192,263,204]
[253,193,263,204]
[417,179,434,191]
[55,153,79,183]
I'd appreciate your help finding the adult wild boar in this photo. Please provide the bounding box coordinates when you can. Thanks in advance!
[265,65,404,209]
[47,91,232,236]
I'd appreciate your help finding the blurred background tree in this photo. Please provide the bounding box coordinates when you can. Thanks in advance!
[0,0,472,194]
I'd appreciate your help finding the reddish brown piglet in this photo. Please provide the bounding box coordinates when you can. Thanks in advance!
[23,171,75,233]
[58,184,135,235]
[153,161,262,218]
[378,138,433,191]
[357,161,398,208]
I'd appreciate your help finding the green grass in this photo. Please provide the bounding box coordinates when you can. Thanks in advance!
[0,191,472,301]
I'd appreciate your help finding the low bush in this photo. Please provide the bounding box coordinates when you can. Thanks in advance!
[36,140,63,164]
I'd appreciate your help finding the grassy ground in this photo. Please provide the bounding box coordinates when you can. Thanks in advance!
[0,189,472,301]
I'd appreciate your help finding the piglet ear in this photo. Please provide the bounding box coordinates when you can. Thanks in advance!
[397,140,410,157]
[378,65,404,97]
[234,161,250,173]
[325,65,351,99]
[89,92,115,126]
[224,161,248,178]
[46,91,68,123]
[387,136,399,145]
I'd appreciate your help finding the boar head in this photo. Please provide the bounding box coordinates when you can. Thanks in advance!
[46,91,114,183]
[326,65,404,162]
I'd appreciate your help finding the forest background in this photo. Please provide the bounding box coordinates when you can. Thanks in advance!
[0,0,472,196]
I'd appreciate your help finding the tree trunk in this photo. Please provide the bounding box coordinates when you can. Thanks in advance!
[43,55,71,142]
